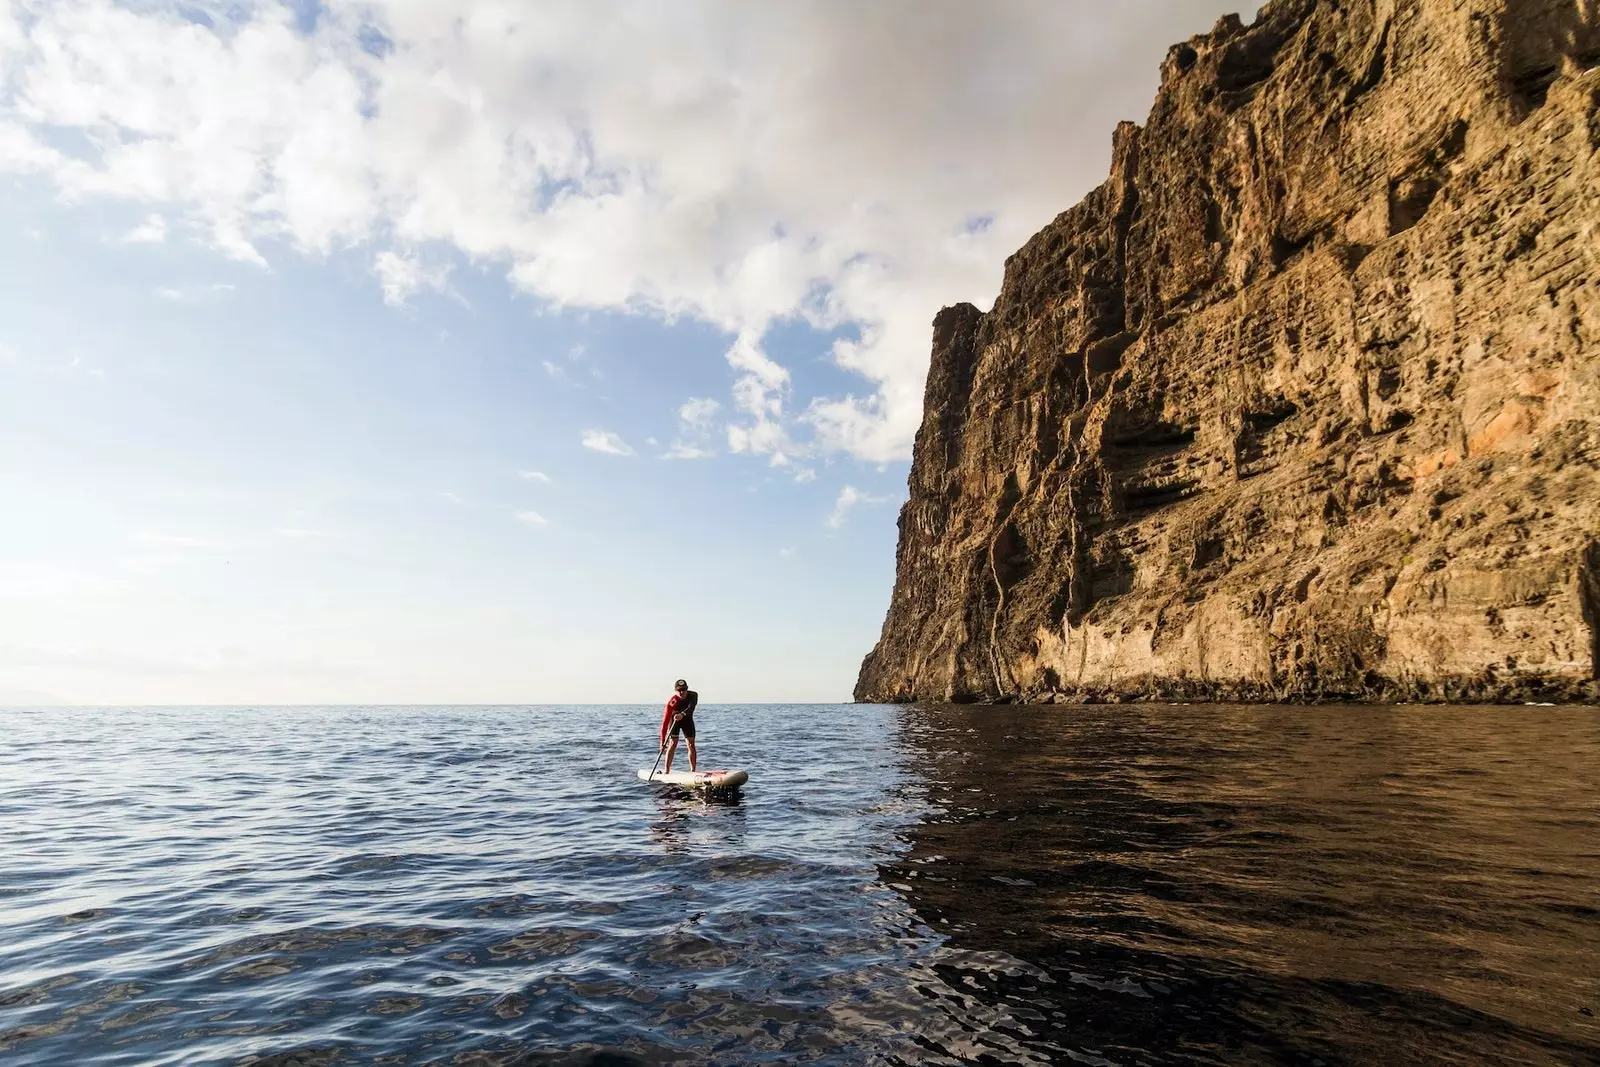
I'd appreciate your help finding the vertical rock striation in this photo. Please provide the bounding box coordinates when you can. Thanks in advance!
[857,0,1600,704]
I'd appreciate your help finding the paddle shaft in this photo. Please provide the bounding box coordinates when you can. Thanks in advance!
[647,713,684,780]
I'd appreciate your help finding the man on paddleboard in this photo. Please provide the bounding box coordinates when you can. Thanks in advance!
[659,679,698,774]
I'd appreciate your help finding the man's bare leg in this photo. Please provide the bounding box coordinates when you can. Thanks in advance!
[663,737,679,774]
[686,737,697,772]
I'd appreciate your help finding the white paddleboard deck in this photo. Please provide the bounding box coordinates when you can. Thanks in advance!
[638,768,749,790]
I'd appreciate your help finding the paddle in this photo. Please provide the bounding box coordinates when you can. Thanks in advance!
[646,712,682,781]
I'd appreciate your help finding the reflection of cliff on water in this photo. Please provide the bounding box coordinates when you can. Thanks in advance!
[887,703,1600,1066]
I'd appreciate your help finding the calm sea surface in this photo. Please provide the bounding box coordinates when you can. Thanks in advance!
[2,704,1597,1066]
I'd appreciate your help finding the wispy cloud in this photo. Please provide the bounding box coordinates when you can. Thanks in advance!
[793,467,817,484]
[442,491,464,505]
[662,397,720,460]
[153,283,235,303]
[374,249,453,307]
[519,470,552,484]
[679,397,720,432]
[514,509,549,527]
[564,342,602,380]
[662,443,714,460]
[582,430,634,456]
[826,485,890,529]
[122,213,167,244]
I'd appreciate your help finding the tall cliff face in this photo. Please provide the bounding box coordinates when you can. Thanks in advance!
[857,0,1600,704]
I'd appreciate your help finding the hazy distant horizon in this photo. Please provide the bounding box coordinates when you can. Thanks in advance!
[0,699,860,708]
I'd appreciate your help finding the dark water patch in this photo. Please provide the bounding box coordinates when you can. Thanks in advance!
[890,703,1600,1065]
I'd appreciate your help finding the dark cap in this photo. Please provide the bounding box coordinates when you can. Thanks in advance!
[674,678,687,689]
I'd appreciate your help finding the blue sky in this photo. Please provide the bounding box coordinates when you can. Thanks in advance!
[0,0,1241,703]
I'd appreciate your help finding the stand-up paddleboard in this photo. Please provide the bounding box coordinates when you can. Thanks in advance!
[637,767,749,791]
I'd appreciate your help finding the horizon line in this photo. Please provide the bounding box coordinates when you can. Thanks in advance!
[0,701,866,709]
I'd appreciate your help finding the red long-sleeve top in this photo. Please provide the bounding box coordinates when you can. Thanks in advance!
[659,692,696,745]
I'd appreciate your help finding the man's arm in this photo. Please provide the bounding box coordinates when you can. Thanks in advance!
[659,695,681,744]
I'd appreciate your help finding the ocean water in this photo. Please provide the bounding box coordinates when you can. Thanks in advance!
[1,703,1597,1066]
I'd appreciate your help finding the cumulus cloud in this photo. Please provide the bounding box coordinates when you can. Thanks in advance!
[826,485,891,529]
[0,0,1237,461]
[582,429,633,456]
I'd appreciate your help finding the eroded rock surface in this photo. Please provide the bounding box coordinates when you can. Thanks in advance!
[857,0,1600,704]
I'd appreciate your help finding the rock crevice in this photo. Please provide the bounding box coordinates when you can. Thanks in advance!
[857,0,1600,705]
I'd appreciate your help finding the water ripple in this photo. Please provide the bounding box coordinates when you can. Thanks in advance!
[1,703,1596,1064]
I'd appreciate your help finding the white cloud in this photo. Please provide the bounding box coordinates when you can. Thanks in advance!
[152,282,236,303]
[518,470,552,483]
[661,395,720,459]
[514,509,549,527]
[375,249,453,306]
[826,485,890,529]
[442,491,464,504]
[793,467,817,484]
[582,429,633,456]
[679,397,720,431]
[778,546,795,559]
[0,0,1238,462]
[662,443,713,460]
[123,213,167,243]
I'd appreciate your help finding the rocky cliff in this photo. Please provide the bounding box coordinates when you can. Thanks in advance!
[857,0,1600,705]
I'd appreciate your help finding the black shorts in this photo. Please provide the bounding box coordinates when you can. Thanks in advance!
[669,715,696,740]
